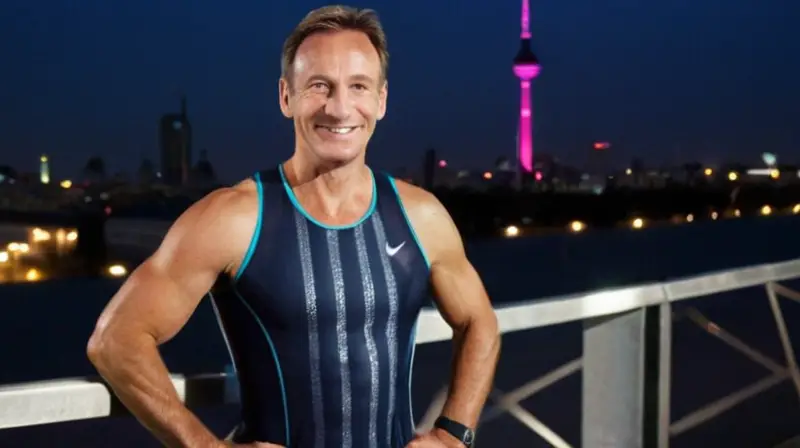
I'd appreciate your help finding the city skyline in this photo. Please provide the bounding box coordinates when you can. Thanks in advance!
[2,0,799,182]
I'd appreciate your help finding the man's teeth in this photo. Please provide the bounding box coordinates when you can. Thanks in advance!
[323,127,356,134]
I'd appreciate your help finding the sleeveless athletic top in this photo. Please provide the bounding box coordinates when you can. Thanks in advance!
[211,165,432,448]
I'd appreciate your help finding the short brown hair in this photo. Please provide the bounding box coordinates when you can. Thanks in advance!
[281,5,389,84]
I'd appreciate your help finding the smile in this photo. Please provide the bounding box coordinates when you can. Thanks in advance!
[317,126,359,135]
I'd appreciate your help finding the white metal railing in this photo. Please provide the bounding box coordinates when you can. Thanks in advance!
[1,257,800,447]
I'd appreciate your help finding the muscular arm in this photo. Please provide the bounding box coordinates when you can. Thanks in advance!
[86,183,257,448]
[399,182,500,437]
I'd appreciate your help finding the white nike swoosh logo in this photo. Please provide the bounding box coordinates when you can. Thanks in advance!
[385,241,405,256]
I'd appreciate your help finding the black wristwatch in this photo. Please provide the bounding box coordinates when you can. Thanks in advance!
[434,416,475,447]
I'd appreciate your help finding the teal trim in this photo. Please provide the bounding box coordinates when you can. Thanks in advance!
[407,316,419,430]
[387,176,431,268]
[232,288,291,445]
[278,164,377,230]
[234,172,263,282]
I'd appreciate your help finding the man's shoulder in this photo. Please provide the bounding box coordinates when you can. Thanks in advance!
[389,179,460,264]
[177,179,260,240]
[390,178,447,222]
[201,178,259,215]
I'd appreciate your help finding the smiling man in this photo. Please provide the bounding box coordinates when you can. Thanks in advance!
[87,5,499,448]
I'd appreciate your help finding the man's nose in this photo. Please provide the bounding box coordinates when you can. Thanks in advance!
[324,88,351,120]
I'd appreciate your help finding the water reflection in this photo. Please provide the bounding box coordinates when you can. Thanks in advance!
[0,226,127,283]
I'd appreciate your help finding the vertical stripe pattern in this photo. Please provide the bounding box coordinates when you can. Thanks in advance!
[327,230,352,448]
[295,211,325,447]
[372,212,400,446]
[354,225,380,448]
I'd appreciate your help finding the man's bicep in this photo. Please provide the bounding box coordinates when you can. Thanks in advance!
[105,258,216,344]
[430,252,493,332]
[97,191,243,344]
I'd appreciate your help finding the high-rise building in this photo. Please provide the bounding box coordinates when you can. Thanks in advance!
[159,96,192,185]
[513,0,540,173]
[39,155,50,184]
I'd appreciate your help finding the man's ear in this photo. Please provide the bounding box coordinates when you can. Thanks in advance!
[278,77,292,118]
[376,80,388,121]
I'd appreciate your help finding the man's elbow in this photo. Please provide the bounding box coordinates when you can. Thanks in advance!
[463,309,500,346]
[86,317,135,375]
[86,321,114,371]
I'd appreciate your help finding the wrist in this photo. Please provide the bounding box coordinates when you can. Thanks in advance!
[433,416,475,447]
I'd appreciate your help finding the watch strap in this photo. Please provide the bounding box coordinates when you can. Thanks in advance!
[434,416,475,447]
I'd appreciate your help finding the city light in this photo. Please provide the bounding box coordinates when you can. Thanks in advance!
[40,155,50,184]
[438,160,447,168]
[793,204,800,214]
[0,251,7,263]
[711,211,719,220]
[625,168,632,175]
[60,180,72,188]
[686,214,694,222]
[504,225,520,238]
[703,168,713,176]
[734,209,741,217]
[32,228,51,242]
[770,169,780,180]
[25,268,41,282]
[761,205,772,216]
[631,218,645,229]
[66,231,78,242]
[569,221,585,233]
[108,264,128,277]
[483,171,493,180]
[728,171,738,181]
[7,242,28,253]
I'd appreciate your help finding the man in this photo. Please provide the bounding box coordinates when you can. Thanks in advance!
[87,5,500,448]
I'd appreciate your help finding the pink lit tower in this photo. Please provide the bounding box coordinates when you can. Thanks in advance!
[513,0,540,174]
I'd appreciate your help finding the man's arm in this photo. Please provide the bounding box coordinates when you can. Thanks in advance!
[86,182,258,448]
[398,182,501,441]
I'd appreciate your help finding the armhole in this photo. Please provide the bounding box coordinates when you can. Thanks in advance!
[233,172,264,283]
[387,176,431,269]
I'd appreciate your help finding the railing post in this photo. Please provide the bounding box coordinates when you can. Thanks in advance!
[582,307,648,447]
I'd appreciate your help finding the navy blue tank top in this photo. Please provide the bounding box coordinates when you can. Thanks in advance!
[211,165,431,448]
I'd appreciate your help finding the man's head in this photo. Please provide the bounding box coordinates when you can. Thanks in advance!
[279,5,389,166]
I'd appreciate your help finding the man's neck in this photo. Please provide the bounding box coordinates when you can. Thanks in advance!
[283,155,372,220]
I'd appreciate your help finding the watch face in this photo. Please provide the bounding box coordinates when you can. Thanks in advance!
[463,430,474,445]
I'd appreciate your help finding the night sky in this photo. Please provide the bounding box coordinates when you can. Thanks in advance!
[2,0,798,182]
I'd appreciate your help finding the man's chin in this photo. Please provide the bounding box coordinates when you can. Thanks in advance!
[311,146,363,165]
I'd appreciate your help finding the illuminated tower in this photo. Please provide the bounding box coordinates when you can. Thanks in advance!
[513,0,540,173]
[39,155,50,184]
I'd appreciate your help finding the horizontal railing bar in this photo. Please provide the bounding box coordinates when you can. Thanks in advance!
[417,257,800,344]
[0,373,231,430]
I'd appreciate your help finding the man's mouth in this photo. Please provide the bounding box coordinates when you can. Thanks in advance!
[316,125,359,135]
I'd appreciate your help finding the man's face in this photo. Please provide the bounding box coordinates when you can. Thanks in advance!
[279,30,387,166]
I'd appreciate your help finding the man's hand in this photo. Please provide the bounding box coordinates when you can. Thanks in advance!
[406,429,464,448]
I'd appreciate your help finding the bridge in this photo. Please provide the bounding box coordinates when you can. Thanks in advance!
[0,219,799,446]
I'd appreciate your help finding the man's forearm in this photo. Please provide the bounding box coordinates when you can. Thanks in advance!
[90,337,222,448]
[440,318,501,428]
